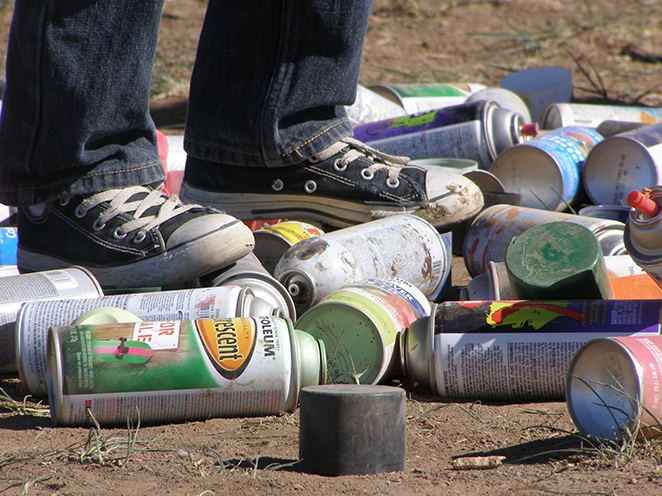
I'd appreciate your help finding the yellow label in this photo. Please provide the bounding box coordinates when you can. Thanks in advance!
[266,221,324,244]
[196,318,257,379]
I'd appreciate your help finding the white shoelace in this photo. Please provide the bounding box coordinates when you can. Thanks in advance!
[311,137,410,185]
[75,186,196,238]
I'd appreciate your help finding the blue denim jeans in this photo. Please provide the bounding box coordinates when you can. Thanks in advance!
[0,0,370,206]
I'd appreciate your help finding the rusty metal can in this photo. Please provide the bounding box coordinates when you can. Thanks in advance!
[489,126,603,210]
[47,316,327,426]
[352,100,527,169]
[17,286,279,396]
[0,267,103,374]
[542,103,662,130]
[275,214,449,313]
[463,204,627,277]
[583,123,662,206]
[567,335,662,440]
[253,220,324,276]
[204,252,297,320]
[401,300,662,401]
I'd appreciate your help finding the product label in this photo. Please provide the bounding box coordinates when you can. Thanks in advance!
[196,318,256,379]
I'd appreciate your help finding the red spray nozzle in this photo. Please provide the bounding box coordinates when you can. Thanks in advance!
[627,189,660,217]
[521,123,539,137]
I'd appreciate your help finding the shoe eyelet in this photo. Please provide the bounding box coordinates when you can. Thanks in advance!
[92,219,106,231]
[386,177,400,189]
[272,179,284,192]
[74,205,87,218]
[333,158,347,172]
[361,168,375,181]
[59,198,70,207]
[132,232,146,243]
[113,227,128,239]
[308,155,321,164]
[304,180,317,193]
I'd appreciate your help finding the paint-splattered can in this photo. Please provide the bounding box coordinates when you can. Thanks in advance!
[401,300,662,401]
[582,123,662,206]
[47,316,327,426]
[542,103,662,130]
[204,252,297,321]
[368,82,487,114]
[463,204,627,277]
[345,85,407,127]
[253,220,325,276]
[352,100,529,169]
[0,267,103,374]
[275,214,449,313]
[567,335,662,440]
[489,126,603,210]
[295,278,431,385]
[17,286,279,396]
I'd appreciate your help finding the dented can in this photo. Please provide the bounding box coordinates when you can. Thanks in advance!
[352,100,528,169]
[0,267,103,374]
[295,278,431,385]
[401,300,662,401]
[47,316,327,426]
[17,286,280,396]
[463,204,627,277]
[253,220,325,276]
[275,215,449,313]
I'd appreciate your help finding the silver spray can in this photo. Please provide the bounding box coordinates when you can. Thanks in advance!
[624,185,662,288]
[463,204,627,277]
[542,102,662,130]
[0,267,103,374]
[203,252,297,321]
[275,214,449,313]
[582,122,662,206]
[352,100,531,169]
[17,285,279,396]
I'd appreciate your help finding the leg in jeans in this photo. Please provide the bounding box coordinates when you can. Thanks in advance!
[181,0,484,228]
[0,0,254,288]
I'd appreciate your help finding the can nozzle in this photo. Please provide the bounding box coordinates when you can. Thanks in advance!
[627,189,659,217]
[520,122,539,138]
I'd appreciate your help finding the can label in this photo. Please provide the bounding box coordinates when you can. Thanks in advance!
[430,300,661,400]
[370,83,486,114]
[0,227,17,265]
[543,103,662,129]
[49,317,296,425]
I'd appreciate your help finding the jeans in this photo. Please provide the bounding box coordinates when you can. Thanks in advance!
[0,0,371,206]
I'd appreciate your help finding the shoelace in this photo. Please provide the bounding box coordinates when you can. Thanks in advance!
[311,137,410,187]
[75,186,196,240]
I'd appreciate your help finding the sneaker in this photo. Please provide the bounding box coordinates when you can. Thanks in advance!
[17,185,255,288]
[180,137,484,229]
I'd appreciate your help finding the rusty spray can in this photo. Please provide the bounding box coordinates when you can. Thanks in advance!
[582,122,662,206]
[463,204,627,277]
[0,267,103,374]
[17,286,280,396]
[489,126,603,211]
[352,100,533,169]
[400,299,662,401]
[275,214,450,313]
[295,277,431,385]
[47,316,327,426]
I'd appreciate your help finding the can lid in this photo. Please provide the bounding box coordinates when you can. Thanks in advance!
[294,329,327,389]
[400,314,435,392]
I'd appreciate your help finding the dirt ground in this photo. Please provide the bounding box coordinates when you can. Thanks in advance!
[2,1,662,495]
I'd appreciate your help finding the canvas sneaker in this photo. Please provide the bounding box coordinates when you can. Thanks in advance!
[180,137,484,229]
[17,185,255,288]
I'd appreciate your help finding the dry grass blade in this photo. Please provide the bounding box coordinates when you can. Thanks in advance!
[0,388,50,418]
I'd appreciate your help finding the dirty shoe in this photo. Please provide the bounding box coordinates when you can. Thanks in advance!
[180,137,484,229]
[17,185,255,288]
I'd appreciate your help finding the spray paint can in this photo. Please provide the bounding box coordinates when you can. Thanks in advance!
[47,316,327,426]
[400,300,662,401]
[463,204,627,277]
[295,278,431,385]
[489,126,603,210]
[582,123,662,206]
[352,100,531,169]
[0,267,103,374]
[567,335,662,441]
[542,103,662,130]
[275,214,449,313]
[252,220,325,276]
[368,82,487,114]
[17,286,279,396]
[345,85,407,127]
[203,252,297,321]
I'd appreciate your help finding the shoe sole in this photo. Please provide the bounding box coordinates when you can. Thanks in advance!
[17,216,255,289]
[180,183,483,229]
